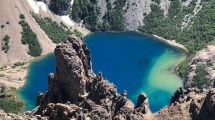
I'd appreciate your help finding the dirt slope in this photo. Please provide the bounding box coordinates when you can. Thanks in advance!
[0,0,56,67]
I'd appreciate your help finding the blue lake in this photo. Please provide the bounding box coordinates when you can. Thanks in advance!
[18,32,186,112]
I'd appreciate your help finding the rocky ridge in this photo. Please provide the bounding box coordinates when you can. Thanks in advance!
[1,37,215,120]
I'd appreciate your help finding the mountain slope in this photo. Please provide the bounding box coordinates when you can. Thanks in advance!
[0,0,56,67]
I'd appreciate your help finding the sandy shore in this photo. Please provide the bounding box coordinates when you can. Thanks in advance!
[153,35,188,53]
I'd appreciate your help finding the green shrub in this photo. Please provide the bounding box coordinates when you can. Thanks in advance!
[3,35,10,41]
[60,22,68,29]
[71,0,100,31]
[12,62,26,68]
[19,20,42,56]
[31,13,70,43]
[1,25,5,28]
[0,84,23,114]
[206,60,213,67]
[1,34,10,53]
[71,0,126,31]
[192,65,210,88]
[178,56,192,78]
[152,0,161,4]
[73,29,83,37]
[49,0,71,15]
[19,14,25,19]
[0,99,24,114]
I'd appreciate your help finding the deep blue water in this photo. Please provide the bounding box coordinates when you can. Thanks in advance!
[18,53,56,110]
[19,32,185,112]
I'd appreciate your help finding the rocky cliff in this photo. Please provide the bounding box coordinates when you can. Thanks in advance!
[1,37,215,120]
[35,37,153,120]
[155,87,215,120]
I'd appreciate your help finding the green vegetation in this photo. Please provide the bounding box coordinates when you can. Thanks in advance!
[139,0,215,54]
[152,0,161,4]
[19,14,25,19]
[178,56,192,78]
[49,0,71,14]
[71,0,126,31]
[19,20,42,56]
[12,62,26,68]
[60,22,68,29]
[139,0,215,80]
[0,84,24,114]
[1,34,10,53]
[71,0,100,31]
[100,0,126,31]
[32,13,70,43]
[6,21,10,25]
[73,29,83,37]
[1,25,5,28]
[138,0,215,80]
[0,83,10,98]
[192,65,210,88]
[0,99,24,114]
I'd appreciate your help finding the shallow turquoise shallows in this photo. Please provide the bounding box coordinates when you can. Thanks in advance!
[19,32,186,112]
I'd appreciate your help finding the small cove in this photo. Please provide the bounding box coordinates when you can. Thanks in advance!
[18,32,186,112]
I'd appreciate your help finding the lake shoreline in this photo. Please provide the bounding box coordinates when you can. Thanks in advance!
[0,31,189,90]
[7,31,188,111]
[151,34,189,82]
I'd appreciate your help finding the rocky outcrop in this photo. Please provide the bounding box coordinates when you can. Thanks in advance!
[35,37,153,119]
[155,87,215,120]
[2,37,215,119]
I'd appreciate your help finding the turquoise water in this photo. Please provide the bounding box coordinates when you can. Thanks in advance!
[19,32,185,112]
